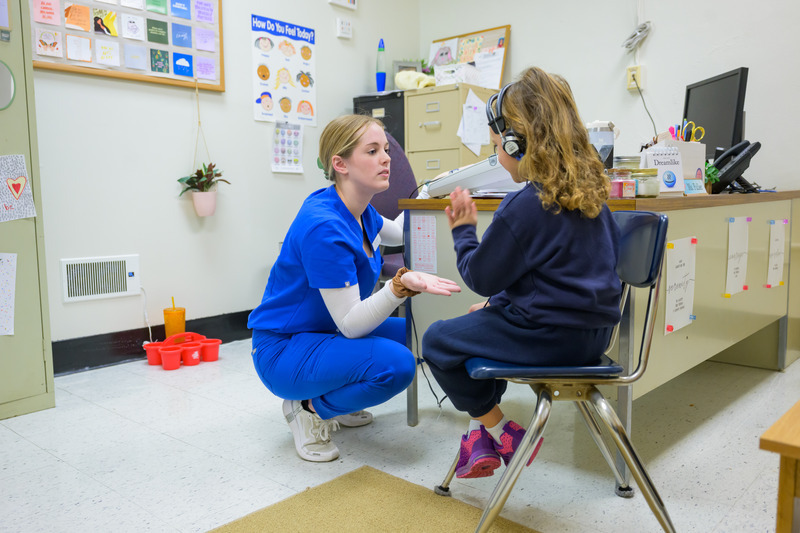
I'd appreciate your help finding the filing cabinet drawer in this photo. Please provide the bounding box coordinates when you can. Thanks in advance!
[406,91,462,152]
[408,149,460,184]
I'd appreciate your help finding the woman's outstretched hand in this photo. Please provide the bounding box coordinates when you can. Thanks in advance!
[445,186,477,229]
[400,271,461,296]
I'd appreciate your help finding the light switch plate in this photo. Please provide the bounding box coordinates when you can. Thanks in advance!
[336,18,352,39]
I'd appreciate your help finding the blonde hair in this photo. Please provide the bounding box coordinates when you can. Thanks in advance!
[499,67,609,218]
[318,115,384,182]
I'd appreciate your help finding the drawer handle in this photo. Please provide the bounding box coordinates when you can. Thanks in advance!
[425,159,441,170]
[426,102,440,112]
[418,121,441,128]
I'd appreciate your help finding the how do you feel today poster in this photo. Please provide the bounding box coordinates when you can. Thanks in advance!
[251,15,316,127]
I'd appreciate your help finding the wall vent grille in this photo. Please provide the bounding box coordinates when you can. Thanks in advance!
[60,255,141,303]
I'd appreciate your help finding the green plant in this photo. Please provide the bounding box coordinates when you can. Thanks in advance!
[177,162,230,196]
[704,161,719,184]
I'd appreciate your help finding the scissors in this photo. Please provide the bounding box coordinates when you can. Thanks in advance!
[682,121,705,142]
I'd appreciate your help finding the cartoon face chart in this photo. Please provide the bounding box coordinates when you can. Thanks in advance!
[297,100,313,116]
[256,91,273,111]
[274,67,295,89]
[278,39,295,57]
[252,15,316,125]
[255,36,273,52]
[296,71,313,88]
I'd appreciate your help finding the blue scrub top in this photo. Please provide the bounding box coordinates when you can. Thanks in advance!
[248,185,385,334]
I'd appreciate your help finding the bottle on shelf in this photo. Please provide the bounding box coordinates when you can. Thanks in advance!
[376,38,386,92]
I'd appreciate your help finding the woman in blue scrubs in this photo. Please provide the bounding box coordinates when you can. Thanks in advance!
[249,114,460,462]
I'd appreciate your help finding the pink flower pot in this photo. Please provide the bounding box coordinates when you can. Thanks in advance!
[191,190,217,216]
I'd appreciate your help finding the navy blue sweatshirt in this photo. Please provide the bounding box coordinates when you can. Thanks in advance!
[452,183,622,329]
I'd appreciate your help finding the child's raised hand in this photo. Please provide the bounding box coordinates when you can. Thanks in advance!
[445,187,477,229]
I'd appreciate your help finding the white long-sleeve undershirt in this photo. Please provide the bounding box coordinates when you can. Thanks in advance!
[318,211,406,339]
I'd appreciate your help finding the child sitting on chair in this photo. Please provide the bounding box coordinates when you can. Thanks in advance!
[422,66,622,478]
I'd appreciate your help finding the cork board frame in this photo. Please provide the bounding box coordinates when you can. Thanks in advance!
[29,0,224,92]
[432,24,509,89]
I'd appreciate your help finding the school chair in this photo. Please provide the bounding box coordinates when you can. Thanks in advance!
[433,210,675,533]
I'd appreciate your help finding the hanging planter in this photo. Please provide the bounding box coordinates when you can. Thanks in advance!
[178,82,229,217]
[178,162,230,217]
[191,190,217,217]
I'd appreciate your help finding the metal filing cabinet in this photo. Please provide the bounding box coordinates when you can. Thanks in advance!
[404,84,496,184]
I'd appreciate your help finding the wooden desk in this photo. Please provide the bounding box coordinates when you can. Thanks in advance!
[760,400,800,532]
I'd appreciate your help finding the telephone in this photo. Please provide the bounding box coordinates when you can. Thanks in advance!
[711,140,761,193]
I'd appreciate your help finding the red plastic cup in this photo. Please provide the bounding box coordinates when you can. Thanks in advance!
[144,342,163,365]
[200,338,222,362]
[181,342,202,366]
[160,346,182,370]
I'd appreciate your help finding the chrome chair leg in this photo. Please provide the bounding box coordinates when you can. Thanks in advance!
[434,451,459,497]
[475,387,552,533]
[574,400,632,492]
[588,389,676,533]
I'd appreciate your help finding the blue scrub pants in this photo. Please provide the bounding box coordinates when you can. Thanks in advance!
[251,317,415,420]
[422,304,612,419]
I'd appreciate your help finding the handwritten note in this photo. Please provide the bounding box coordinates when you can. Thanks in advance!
[0,252,16,335]
[411,215,437,273]
[724,217,750,296]
[767,220,787,288]
[33,0,61,25]
[664,237,697,334]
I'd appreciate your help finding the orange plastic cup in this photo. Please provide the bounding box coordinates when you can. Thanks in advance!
[181,342,202,366]
[200,338,222,362]
[164,307,186,338]
[144,342,163,365]
[160,345,182,370]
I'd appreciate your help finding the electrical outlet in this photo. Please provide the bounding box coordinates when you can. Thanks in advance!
[336,17,352,39]
[626,65,643,91]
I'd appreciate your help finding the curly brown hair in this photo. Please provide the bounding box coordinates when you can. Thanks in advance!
[499,67,609,218]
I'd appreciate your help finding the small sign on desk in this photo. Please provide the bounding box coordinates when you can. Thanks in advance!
[684,179,708,195]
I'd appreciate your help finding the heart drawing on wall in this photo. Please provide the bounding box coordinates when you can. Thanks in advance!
[6,176,27,200]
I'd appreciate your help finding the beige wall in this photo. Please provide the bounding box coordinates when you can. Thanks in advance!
[33,1,798,341]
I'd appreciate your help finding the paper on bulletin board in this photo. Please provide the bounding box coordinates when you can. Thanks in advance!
[724,217,749,296]
[664,237,696,335]
[411,215,436,273]
[766,219,787,288]
[0,253,16,335]
[271,122,303,174]
[457,89,489,156]
[252,14,317,126]
[0,154,37,223]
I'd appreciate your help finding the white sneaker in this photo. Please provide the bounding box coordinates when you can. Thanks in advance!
[282,399,340,462]
[334,410,374,427]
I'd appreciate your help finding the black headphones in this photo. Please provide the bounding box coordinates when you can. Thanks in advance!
[486,83,525,160]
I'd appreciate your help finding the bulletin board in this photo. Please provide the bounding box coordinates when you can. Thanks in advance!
[28,0,224,92]
[432,25,509,89]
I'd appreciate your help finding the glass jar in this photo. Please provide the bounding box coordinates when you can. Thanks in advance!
[632,168,659,197]
[607,169,633,198]
[613,156,641,170]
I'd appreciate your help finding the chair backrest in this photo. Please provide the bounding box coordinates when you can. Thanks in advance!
[613,211,669,289]
[371,131,418,220]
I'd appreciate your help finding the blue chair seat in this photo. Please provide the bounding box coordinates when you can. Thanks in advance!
[465,354,624,380]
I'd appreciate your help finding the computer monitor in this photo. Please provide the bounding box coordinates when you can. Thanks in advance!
[682,67,748,162]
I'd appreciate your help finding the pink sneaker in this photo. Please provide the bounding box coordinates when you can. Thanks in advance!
[493,421,543,467]
[455,426,502,479]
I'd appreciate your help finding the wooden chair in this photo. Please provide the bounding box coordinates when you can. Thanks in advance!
[433,210,675,533]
